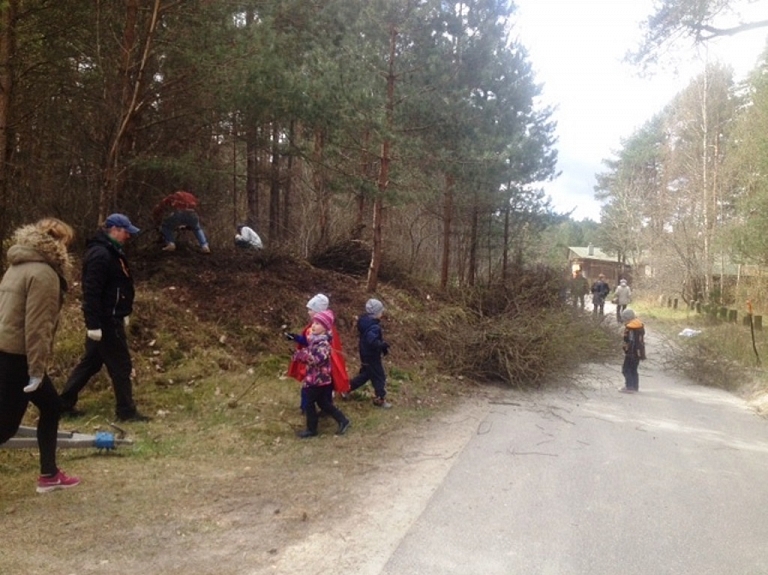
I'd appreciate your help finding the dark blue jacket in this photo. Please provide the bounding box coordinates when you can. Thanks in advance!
[80,231,135,330]
[356,314,386,362]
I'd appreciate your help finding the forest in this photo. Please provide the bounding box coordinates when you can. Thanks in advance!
[587,0,768,308]
[0,0,559,292]
[592,53,768,309]
[2,0,768,306]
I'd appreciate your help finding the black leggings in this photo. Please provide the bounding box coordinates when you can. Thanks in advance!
[0,351,61,475]
[303,385,347,433]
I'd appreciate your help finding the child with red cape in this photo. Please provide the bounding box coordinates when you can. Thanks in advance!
[286,294,350,411]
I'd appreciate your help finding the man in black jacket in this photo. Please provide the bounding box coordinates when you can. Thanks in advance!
[60,214,150,422]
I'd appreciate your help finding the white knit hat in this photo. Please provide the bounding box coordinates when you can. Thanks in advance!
[306,294,329,312]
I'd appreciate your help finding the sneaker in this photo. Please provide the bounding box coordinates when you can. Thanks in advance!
[37,469,80,493]
[336,420,351,435]
[373,397,392,409]
[201,244,211,254]
[619,388,636,394]
[296,429,317,439]
[116,411,152,422]
[162,242,176,252]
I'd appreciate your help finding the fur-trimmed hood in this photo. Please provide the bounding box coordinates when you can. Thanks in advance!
[7,224,73,282]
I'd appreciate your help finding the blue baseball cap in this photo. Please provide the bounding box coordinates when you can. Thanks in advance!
[105,213,140,234]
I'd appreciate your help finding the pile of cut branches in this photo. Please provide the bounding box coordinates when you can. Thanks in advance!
[414,266,614,387]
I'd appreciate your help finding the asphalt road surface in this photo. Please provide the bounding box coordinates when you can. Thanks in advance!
[270,323,768,575]
[379,327,768,575]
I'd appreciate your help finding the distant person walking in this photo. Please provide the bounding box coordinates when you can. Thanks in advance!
[291,310,350,438]
[0,218,81,493]
[591,274,610,317]
[570,270,589,310]
[349,299,391,408]
[614,279,632,323]
[60,214,150,422]
[619,308,646,393]
[153,190,210,253]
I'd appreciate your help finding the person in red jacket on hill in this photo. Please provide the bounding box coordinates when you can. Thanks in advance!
[152,190,210,253]
[286,293,350,412]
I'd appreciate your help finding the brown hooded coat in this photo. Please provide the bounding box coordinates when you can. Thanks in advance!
[0,225,71,379]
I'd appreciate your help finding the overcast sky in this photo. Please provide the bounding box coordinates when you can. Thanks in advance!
[512,0,768,221]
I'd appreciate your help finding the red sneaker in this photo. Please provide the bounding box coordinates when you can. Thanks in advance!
[37,469,81,493]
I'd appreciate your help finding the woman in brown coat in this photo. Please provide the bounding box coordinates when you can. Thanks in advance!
[0,218,81,492]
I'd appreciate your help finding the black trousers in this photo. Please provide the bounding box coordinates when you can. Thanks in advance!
[61,319,136,418]
[0,352,61,475]
[304,385,347,433]
[350,357,387,399]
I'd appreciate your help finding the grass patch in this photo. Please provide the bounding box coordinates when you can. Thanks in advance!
[633,300,767,392]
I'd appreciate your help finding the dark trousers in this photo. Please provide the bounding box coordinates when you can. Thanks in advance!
[572,294,585,309]
[61,319,136,418]
[616,304,627,322]
[593,296,605,316]
[304,385,347,433]
[622,355,640,391]
[0,352,61,475]
[350,357,387,399]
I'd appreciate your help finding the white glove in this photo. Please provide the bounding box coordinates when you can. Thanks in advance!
[24,376,43,393]
[124,316,130,327]
[87,329,103,341]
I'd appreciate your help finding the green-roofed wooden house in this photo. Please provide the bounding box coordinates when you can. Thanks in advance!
[568,244,631,284]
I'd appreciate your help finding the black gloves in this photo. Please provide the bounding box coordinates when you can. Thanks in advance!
[284,332,297,341]
[381,341,390,356]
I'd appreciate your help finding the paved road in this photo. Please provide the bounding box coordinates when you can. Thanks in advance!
[381,329,768,574]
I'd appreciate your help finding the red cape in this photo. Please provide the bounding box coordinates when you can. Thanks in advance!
[287,324,350,394]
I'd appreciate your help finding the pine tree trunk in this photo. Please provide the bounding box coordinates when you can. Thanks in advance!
[440,172,454,290]
[99,0,160,223]
[502,201,510,283]
[366,23,397,293]
[282,120,295,237]
[468,202,478,287]
[246,126,259,228]
[269,122,280,240]
[313,128,329,248]
[0,0,16,262]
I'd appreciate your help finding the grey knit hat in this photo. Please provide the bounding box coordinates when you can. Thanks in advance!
[365,298,384,316]
[621,308,636,322]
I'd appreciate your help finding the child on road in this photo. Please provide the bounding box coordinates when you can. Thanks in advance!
[619,308,646,393]
[291,310,350,438]
[349,299,391,408]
